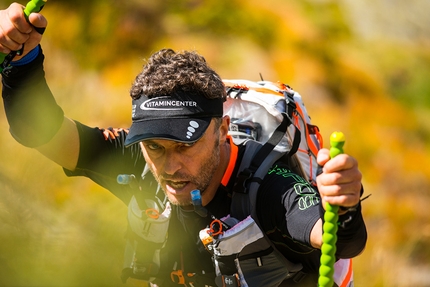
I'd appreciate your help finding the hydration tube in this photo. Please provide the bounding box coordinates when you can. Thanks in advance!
[0,0,47,73]
[318,131,345,287]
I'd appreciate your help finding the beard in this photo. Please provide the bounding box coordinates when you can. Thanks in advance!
[149,138,221,206]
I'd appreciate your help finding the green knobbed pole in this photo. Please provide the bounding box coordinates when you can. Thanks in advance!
[0,0,47,72]
[24,0,46,20]
[318,131,345,287]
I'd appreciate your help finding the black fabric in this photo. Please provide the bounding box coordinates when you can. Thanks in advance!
[257,160,367,276]
[126,91,224,146]
[335,203,367,258]
[256,160,322,275]
[2,47,64,147]
[1,50,19,71]
[63,122,145,204]
[34,26,46,35]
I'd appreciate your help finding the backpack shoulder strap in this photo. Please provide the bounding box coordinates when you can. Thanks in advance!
[229,122,304,276]
[232,112,298,193]
[230,110,302,220]
[230,140,285,220]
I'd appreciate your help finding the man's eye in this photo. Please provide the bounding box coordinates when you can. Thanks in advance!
[146,143,160,150]
[178,142,196,148]
[182,142,196,148]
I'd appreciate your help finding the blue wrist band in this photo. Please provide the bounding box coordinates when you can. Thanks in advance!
[11,45,40,66]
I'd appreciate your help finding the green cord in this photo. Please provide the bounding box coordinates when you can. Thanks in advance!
[318,131,345,287]
[0,0,47,72]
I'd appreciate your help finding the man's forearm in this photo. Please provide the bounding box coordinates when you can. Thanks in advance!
[2,46,64,148]
[335,203,367,258]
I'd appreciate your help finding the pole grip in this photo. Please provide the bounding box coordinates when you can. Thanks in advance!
[24,0,46,19]
[318,131,345,287]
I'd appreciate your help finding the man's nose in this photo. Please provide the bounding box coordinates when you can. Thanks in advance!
[162,150,184,175]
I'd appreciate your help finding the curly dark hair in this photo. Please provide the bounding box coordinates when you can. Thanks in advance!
[130,49,227,101]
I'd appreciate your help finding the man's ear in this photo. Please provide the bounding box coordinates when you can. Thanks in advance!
[219,116,230,143]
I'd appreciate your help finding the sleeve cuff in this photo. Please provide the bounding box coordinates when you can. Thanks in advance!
[10,45,41,66]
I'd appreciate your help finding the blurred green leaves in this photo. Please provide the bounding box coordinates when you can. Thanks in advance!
[1,0,430,286]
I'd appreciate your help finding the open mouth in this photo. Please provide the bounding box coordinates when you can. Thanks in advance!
[165,180,189,191]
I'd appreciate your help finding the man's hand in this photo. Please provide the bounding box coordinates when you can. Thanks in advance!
[316,148,362,211]
[0,2,47,60]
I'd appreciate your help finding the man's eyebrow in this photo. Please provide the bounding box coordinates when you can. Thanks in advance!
[140,140,160,147]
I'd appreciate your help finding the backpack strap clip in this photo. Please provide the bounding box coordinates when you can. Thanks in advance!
[283,90,296,119]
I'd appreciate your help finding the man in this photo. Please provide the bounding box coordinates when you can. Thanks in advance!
[1,3,366,286]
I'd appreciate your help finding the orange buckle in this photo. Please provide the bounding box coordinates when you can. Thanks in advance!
[145,208,160,219]
[208,219,223,237]
[171,270,185,284]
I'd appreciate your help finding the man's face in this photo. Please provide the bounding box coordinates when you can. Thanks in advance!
[140,120,222,206]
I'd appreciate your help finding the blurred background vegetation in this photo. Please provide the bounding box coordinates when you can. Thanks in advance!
[1,0,430,286]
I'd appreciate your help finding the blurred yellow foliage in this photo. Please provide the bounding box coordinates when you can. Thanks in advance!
[1,0,430,286]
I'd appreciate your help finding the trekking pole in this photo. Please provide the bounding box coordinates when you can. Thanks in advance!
[318,131,345,287]
[0,0,47,73]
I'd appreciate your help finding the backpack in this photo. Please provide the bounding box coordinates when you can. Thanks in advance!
[189,79,313,286]
[223,79,323,185]
[202,79,353,287]
[118,79,353,287]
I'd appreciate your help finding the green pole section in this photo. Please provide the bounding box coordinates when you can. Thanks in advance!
[0,0,47,72]
[318,131,345,287]
[23,0,46,20]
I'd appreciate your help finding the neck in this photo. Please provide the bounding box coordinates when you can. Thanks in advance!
[201,140,231,206]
